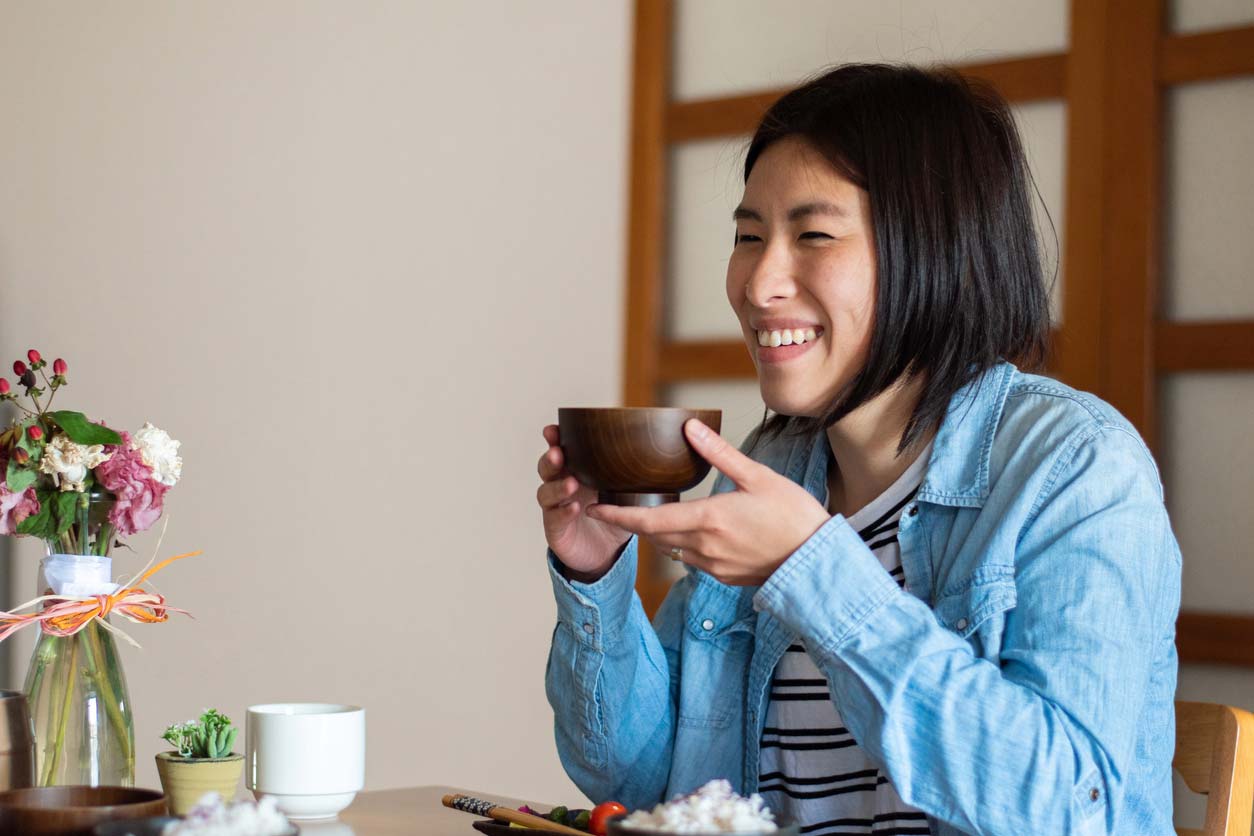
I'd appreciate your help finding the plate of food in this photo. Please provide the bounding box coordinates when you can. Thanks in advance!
[456,780,792,836]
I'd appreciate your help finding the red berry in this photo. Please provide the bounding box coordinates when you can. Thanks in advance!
[26,425,43,442]
[19,371,35,388]
[53,358,67,375]
[26,349,41,365]
[12,361,26,376]
[0,379,8,395]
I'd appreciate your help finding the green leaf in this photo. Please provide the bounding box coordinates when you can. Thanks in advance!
[16,501,56,539]
[5,460,35,493]
[52,492,81,537]
[47,411,122,446]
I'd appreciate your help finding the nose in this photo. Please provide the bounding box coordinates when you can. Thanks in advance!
[743,245,796,307]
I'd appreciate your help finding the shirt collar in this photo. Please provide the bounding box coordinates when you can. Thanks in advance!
[915,360,1018,508]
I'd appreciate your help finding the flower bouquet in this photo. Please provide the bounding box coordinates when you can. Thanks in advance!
[0,349,194,787]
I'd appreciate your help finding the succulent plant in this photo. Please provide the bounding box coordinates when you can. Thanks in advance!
[162,708,238,759]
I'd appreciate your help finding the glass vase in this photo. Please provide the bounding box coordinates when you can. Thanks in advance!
[21,490,135,787]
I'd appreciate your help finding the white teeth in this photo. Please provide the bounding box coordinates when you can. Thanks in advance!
[756,328,820,348]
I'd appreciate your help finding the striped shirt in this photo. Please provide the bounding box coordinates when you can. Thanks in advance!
[758,443,933,836]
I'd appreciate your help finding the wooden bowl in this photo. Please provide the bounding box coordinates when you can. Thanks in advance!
[0,785,167,836]
[558,407,722,506]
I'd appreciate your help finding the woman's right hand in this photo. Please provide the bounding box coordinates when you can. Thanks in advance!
[537,424,631,582]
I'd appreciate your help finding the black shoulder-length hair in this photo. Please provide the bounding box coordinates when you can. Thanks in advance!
[744,63,1053,455]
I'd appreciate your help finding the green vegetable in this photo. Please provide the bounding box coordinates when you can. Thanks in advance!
[573,810,591,830]
[549,805,568,823]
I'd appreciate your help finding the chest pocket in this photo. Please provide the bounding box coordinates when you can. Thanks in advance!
[677,575,755,729]
[932,566,1017,662]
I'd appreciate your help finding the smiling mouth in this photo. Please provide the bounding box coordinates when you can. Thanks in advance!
[756,327,821,348]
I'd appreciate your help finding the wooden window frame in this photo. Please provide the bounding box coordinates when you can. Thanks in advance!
[622,0,1254,666]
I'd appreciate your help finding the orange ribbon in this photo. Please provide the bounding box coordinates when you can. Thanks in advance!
[0,551,199,647]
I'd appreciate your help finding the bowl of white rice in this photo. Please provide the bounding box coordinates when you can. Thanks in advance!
[607,780,797,836]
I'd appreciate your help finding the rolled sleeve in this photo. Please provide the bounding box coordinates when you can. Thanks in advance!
[753,514,901,652]
[547,537,639,649]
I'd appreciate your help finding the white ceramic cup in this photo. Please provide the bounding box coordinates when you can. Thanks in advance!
[246,703,366,820]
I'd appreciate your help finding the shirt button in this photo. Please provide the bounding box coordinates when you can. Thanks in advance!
[908,505,919,516]
[702,619,715,631]
[1090,788,1100,802]
[582,623,595,635]
[955,618,969,631]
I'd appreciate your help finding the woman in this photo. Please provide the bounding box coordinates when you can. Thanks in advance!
[536,64,1180,836]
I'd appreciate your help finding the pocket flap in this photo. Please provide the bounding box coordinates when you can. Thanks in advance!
[933,567,1017,638]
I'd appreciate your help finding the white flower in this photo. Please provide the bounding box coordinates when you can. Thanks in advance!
[38,434,112,493]
[133,422,182,486]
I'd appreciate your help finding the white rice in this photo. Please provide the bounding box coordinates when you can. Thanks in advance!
[618,779,778,833]
[161,792,292,836]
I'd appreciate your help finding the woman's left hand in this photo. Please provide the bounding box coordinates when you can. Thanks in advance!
[585,419,832,586]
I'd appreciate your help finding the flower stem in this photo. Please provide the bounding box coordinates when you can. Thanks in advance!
[42,635,78,785]
[81,622,133,770]
[37,366,58,412]
[95,524,114,557]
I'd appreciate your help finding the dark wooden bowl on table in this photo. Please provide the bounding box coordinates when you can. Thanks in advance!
[0,785,167,836]
[557,407,723,507]
[93,816,301,835]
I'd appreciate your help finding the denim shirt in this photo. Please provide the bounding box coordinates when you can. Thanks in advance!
[545,362,1181,835]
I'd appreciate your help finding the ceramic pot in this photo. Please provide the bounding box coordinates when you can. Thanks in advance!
[155,751,243,815]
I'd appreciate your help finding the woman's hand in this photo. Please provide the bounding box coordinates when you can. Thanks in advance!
[537,424,631,582]
[586,419,831,586]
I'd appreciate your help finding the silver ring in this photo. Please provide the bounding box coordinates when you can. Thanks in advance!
[668,547,684,561]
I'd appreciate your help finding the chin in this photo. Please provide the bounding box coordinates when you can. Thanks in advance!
[758,384,826,419]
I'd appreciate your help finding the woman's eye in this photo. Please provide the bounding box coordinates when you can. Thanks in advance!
[734,233,761,245]
[799,231,833,241]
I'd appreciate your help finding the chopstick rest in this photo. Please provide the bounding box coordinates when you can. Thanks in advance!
[442,793,589,835]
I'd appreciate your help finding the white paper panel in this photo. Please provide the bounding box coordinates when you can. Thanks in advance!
[1163,78,1254,320]
[1170,0,1254,33]
[674,0,1069,101]
[1013,100,1067,325]
[667,137,749,339]
[1159,373,1254,611]
[1173,664,1254,830]
[666,106,1066,340]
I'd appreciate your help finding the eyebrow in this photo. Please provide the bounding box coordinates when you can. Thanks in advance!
[732,201,849,222]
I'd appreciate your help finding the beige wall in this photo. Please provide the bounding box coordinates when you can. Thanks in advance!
[0,1,631,804]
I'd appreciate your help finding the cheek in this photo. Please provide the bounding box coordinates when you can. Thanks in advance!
[725,261,747,314]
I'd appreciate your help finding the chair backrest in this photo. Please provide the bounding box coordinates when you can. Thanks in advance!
[1174,700,1254,836]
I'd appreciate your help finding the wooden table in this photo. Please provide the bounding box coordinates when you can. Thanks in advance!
[314,785,534,836]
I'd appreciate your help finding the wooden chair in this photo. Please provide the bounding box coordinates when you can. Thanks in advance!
[1175,701,1254,836]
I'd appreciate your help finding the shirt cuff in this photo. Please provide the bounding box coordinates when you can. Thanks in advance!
[547,535,639,648]
[753,515,901,653]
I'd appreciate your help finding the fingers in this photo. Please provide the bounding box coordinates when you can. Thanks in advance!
[537,425,565,481]
[537,474,579,510]
[587,498,706,536]
[684,419,760,489]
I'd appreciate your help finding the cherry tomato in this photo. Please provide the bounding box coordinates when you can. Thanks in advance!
[588,800,628,835]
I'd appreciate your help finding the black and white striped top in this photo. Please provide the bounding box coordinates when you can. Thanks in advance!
[758,444,933,836]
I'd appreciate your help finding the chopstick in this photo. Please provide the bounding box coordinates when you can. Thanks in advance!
[442,793,590,835]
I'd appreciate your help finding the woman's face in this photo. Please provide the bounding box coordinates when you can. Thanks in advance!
[726,136,877,418]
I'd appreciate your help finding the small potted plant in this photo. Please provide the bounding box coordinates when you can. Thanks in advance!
[156,708,243,815]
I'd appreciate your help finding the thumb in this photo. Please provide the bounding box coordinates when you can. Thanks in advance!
[684,418,759,489]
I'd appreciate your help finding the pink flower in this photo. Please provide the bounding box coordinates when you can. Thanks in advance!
[0,484,40,536]
[95,432,169,536]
